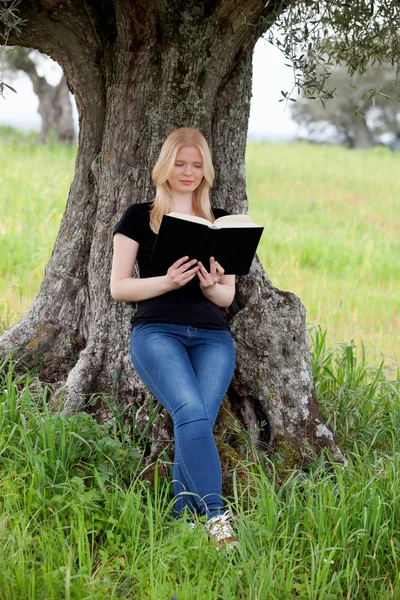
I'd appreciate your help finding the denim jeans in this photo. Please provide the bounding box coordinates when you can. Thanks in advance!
[129,322,236,520]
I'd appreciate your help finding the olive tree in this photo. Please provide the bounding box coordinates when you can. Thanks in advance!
[1,0,398,468]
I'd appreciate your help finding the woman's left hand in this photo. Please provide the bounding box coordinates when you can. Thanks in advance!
[197,257,225,289]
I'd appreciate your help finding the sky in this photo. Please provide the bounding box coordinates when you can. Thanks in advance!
[0,38,300,140]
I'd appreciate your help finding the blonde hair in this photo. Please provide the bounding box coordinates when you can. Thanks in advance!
[149,127,215,233]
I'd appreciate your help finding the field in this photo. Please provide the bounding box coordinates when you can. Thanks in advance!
[1,127,76,332]
[246,141,399,365]
[1,127,399,363]
[1,126,400,599]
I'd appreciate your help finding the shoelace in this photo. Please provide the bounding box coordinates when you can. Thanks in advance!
[206,511,238,547]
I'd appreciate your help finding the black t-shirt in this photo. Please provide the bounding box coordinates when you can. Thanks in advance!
[113,202,231,330]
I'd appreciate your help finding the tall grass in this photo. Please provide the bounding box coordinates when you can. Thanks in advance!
[1,329,399,599]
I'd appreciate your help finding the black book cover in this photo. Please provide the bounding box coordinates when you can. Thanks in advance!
[150,215,264,275]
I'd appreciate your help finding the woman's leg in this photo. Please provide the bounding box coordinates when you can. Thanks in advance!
[173,327,236,516]
[130,323,225,519]
[188,328,236,428]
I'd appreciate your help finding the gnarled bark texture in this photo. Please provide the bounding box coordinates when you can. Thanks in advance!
[0,0,345,468]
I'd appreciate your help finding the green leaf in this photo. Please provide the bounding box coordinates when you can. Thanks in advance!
[2,82,17,93]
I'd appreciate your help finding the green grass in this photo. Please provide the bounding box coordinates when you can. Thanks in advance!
[246,141,400,365]
[1,126,400,597]
[0,126,76,330]
[0,331,399,599]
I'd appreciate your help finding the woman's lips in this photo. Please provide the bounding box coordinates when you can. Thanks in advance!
[180,180,194,184]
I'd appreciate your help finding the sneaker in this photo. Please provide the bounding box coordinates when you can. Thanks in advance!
[204,510,239,550]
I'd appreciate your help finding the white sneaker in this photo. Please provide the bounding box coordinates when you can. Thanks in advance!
[205,510,239,550]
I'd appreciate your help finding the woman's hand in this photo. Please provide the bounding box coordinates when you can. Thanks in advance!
[197,257,225,289]
[166,256,199,289]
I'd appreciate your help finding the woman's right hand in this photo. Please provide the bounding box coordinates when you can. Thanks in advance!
[166,256,199,289]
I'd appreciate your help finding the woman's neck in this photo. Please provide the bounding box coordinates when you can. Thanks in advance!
[170,194,195,215]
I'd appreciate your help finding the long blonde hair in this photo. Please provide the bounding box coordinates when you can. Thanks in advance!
[150,127,215,233]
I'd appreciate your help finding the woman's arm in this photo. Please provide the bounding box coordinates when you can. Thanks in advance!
[110,233,200,302]
[197,257,235,308]
[200,279,235,307]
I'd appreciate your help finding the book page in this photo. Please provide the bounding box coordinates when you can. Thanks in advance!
[214,214,261,228]
[166,212,212,227]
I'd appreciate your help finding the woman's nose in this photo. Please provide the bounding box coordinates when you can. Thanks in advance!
[183,164,193,175]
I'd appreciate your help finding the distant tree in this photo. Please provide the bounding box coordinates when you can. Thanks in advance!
[290,62,400,148]
[4,47,76,143]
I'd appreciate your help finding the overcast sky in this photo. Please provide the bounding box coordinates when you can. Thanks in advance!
[0,38,299,140]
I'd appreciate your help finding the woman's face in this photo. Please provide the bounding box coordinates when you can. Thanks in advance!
[167,145,204,194]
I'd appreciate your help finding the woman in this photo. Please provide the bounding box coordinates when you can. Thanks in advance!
[110,127,238,549]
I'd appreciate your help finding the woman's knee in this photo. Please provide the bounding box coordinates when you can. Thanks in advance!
[172,394,210,427]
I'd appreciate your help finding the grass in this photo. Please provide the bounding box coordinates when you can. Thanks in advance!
[246,141,400,365]
[0,331,399,599]
[1,127,400,597]
[0,126,76,330]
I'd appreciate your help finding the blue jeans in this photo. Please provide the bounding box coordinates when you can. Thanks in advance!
[130,322,236,520]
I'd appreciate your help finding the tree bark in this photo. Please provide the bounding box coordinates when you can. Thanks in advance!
[0,0,345,468]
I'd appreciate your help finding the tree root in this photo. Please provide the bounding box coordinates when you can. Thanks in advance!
[52,340,104,415]
[229,263,347,466]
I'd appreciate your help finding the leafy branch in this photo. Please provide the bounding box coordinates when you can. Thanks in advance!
[0,0,26,97]
[265,0,400,105]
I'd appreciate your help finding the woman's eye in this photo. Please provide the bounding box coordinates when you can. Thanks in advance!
[175,163,202,168]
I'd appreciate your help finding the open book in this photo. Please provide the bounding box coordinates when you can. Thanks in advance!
[150,212,264,275]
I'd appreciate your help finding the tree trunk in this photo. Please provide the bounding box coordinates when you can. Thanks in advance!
[28,69,76,144]
[6,49,76,144]
[353,113,374,149]
[36,73,76,144]
[0,0,345,469]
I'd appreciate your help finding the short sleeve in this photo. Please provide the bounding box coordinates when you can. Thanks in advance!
[113,204,147,244]
[212,206,230,219]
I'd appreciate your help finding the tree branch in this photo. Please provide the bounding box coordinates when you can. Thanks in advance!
[0,1,110,93]
[215,0,263,33]
[215,0,293,38]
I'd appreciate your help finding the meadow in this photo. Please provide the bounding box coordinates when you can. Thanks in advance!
[246,141,400,366]
[1,127,399,363]
[1,126,400,599]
